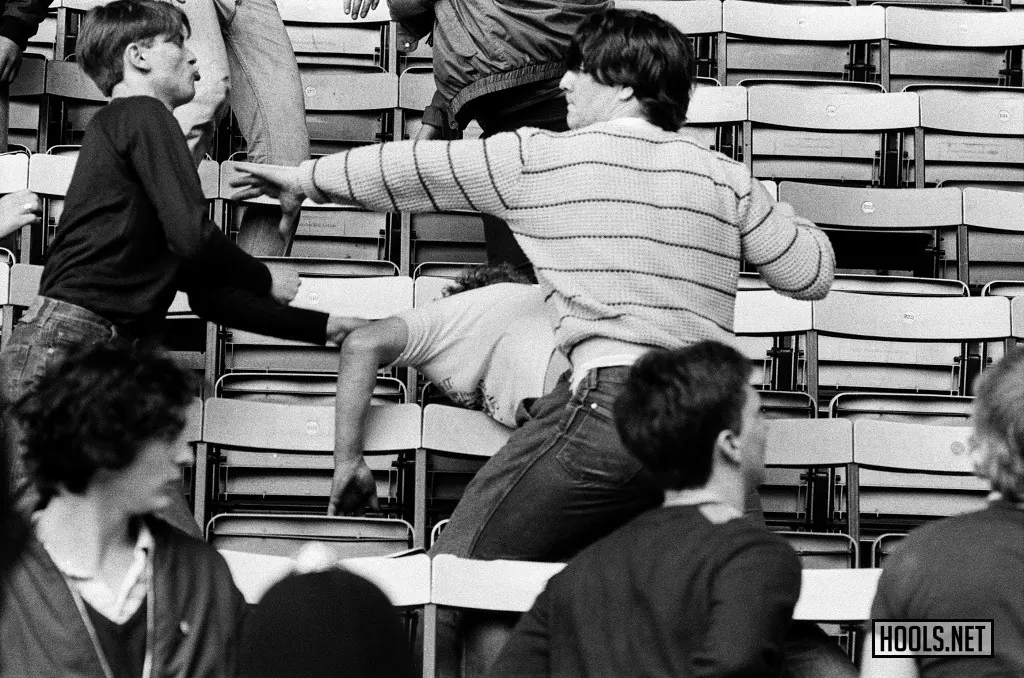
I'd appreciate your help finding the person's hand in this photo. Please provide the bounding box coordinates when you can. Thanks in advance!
[343,0,379,19]
[0,36,23,83]
[325,315,372,345]
[230,163,306,247]
[415,123,443,141]
[269,267,301,304]
[327,458,381,515]
[0,190,42,238]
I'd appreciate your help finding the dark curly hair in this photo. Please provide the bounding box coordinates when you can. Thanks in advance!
[11,341,197,496]
[566,9,695,131]
[615,342,751,490]
[443,263,532,297]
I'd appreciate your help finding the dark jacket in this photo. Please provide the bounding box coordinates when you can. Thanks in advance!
[0,517,247,678]
[390,0,609,131]
[1,0,48,51]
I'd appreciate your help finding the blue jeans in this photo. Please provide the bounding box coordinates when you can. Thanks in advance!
[173,0,310,256]
[0,297,202,537]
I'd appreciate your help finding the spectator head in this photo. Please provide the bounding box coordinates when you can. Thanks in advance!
[971,347,1024,503]
[442,263,533,296]
[615,342,765,492]
[77,0,196,101]
[562,8,695,132]
[11,341,197,514]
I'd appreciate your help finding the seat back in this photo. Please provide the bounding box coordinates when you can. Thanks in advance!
[734,289,812,390]
[779,531,859,569]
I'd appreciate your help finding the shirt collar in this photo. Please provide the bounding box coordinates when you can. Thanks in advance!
[45,520,155,581]
[662,488,728,508]
[607,116,660,130]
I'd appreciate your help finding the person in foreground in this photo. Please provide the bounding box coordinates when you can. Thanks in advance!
[329,264,568,515]
[489,342,800,678]
[861,348,1024,678]
[0,0,353,532]
[0,342,246,678]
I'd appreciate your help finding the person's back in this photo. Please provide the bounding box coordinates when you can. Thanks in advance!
[870,504,1024,678]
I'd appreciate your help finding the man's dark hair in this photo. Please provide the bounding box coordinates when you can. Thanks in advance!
[565,8,695,131]
[11,341,196,497]
[77,0,191,97]
[443,263,532,296]
[615,342,751,490]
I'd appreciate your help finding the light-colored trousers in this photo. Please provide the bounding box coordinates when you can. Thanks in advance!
[175,0,310,255]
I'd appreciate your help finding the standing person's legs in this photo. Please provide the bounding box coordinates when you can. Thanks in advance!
[428,368,662,677]
[476,93,568,282]
[172,0,233,164]
[222,0,311,256]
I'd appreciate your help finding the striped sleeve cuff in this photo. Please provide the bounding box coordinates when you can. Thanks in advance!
[298,158,329,204]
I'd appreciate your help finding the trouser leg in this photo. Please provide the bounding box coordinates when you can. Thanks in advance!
[222,0,310,256]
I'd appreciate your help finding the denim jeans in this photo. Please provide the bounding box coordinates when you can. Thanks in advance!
[475,86,569,282]
[0,297,203,538]
[428,366,662,676]
[174,0,310,256]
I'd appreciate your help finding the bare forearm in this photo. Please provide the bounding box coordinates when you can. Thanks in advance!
[334,344,383,465]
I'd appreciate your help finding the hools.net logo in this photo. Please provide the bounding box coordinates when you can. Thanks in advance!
[872,620,994,657]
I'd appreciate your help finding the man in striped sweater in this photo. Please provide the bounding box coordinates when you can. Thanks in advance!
[234,8,837,676]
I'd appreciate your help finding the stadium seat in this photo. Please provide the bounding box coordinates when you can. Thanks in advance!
[722,1,885,85]
[7,55,46,152]
[277,0,393,70]
[220,160,392,260]
[734,289,812,391]
[38,59,105,151]
[779,182,961,277]
[200,397,421,532]
[792,568,881,623]
[808,292,1011,402]
[738,271,968,297]
[910,86,1024,191]
[829,392,974,426]
[0,263,42,349]
[220,274,413,373]
[681,85,746,158]
[416,403,514,546]
[880,7,1024,92]
[618,0,724,81]
[959,187,1024,286]
[208,513,414,560]
[778,531,859,569]
[849,418,988,540]
[763,418,853,532]
[215,372,406,406]
[744,89,919,186]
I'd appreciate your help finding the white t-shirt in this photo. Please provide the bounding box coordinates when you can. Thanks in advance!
[392,283,559,427]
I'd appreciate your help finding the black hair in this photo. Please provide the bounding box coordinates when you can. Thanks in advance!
[615,342,751,490]
[443,263,532,296]
[565,8,695,131]
[11,340,196,497]
[77,0,191,97]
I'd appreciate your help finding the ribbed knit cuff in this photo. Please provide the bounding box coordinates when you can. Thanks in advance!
[298,158,329,204]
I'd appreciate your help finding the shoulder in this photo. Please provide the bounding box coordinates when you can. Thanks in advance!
[716,518,801,574]
[98,97,177,134]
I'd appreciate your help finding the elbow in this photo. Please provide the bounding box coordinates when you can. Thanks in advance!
[339,325,386,366]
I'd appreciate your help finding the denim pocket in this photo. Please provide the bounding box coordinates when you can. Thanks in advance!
[554,400,644,487]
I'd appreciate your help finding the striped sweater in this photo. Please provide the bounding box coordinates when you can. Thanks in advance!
[299,119,835,353]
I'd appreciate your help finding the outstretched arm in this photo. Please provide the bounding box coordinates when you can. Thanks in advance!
[230,133,529,228]
[331,317,410,515]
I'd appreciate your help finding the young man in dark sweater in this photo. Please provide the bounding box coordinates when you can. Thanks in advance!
[0,0,352,533]
[490,342,802,678]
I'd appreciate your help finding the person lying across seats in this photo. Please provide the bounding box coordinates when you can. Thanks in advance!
[0,341,247,678]
[0,0,356,535]
[861,347,1024,678]
[326,263,570,515]
[489,342,801,678]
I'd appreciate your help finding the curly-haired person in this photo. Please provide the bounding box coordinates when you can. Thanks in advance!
[0,341,246,678]
[863,348,1024,678]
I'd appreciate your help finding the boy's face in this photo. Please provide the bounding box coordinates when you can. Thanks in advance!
[143,32,199,108]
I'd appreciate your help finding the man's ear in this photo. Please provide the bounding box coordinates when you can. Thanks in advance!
[124,42,150,72]
[616,85,635,102]
[715,429,742,467]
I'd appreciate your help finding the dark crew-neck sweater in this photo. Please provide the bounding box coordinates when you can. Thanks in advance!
[39,96,326,343]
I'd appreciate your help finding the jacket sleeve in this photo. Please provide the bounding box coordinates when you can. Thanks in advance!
[1,0,49,51]
[739,179,835,301]
[297,132,529,218]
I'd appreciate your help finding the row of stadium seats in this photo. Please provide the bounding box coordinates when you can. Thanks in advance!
[216,547,881,672]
